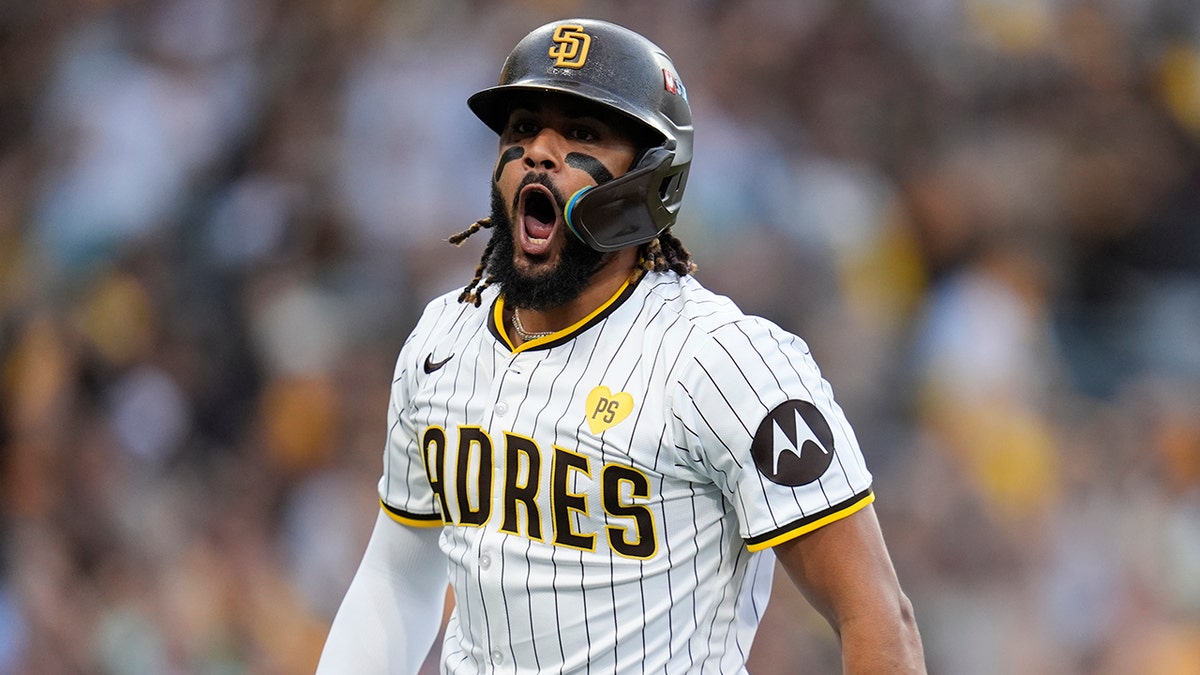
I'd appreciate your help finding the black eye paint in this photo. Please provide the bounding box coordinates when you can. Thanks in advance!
[494,146,525,183]
[565,152,613,185]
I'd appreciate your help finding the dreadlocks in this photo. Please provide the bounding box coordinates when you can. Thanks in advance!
[640,228,696,277]
[450,219,695,307]
[450,217,496,306]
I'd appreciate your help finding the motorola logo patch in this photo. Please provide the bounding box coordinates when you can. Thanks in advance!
[750,400,834,486]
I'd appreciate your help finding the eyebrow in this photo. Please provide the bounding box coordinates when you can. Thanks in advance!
[504,97,657,146]
[507,103,613,127]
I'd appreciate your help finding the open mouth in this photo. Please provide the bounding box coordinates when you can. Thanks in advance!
[517,184,561,255]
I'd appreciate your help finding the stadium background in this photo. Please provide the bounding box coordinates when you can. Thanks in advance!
[1,0,1199,672]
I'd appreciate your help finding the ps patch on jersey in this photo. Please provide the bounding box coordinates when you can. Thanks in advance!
[751,400,834,486]
[585,385,633,434]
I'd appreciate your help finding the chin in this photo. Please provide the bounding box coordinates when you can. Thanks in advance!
[513,244,560,273]
[511,253,561,285]
[489,182,605,310]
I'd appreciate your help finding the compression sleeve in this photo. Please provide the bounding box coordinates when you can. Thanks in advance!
[316,508,448,674]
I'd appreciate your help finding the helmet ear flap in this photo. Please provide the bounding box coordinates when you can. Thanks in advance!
[565,145,684,252]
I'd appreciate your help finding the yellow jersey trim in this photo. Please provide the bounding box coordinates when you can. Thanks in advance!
[380,499,443,527]
[494,270,643,353]
[745,491,875,552]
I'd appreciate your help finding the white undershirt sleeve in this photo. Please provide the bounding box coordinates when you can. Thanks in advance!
[316,509,448,674]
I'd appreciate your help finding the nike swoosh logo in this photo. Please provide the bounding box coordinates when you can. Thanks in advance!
[423,353,454,374]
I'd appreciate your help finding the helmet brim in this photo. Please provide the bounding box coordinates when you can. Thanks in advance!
[468,83,669,146]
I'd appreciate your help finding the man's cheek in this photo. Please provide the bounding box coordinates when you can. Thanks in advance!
[494,146,525,183]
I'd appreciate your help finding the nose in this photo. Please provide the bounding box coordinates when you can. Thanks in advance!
[523,128,564,172]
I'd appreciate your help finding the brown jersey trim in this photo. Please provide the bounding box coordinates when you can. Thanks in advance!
[380,499,444,527]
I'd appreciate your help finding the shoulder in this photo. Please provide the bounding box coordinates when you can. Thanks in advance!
[410,285,493,335]
[419,285,481,318]
[393,285,492,373]
[625,273,816,402]
[639,272,741,332]
[638,272,808,359]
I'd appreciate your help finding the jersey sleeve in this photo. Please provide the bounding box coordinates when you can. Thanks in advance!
[376,299,450,527]
[670,317,874,551]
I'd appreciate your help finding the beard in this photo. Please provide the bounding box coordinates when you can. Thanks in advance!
[487,175,611,311]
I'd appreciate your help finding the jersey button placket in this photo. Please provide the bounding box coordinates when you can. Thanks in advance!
[480,353,520,669]
[475,543,509,670]
[492,350,523,423]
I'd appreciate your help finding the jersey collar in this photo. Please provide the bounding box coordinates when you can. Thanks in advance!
[489,270,646,353]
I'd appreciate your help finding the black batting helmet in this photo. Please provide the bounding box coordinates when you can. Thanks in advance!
[468,18,693,252]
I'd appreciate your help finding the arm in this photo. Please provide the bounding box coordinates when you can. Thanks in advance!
[774,504,925,674]
[317,509,448,674]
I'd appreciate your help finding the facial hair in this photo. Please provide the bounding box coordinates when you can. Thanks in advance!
[487,174,611,311]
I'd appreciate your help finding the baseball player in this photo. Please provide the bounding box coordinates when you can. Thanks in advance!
[318,18,924,674]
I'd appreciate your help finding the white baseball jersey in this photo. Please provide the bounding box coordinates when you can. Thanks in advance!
[379,270,874,674]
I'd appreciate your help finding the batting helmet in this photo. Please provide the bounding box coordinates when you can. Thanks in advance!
[468,19,693,252]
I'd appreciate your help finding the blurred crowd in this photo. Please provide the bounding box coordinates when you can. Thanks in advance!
[1,0,1199,673]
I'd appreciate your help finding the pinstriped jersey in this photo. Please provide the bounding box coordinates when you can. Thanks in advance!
[379,270,874,674]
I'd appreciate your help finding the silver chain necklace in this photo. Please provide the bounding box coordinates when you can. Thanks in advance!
[511,308,554,341]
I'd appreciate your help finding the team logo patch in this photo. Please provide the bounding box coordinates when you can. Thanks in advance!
[549,24,591,69]
[662,68,687,100]
[750,400,834,486]
[586,386,633,434]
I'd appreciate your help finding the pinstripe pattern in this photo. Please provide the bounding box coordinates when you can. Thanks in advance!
[379,270,873,673]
